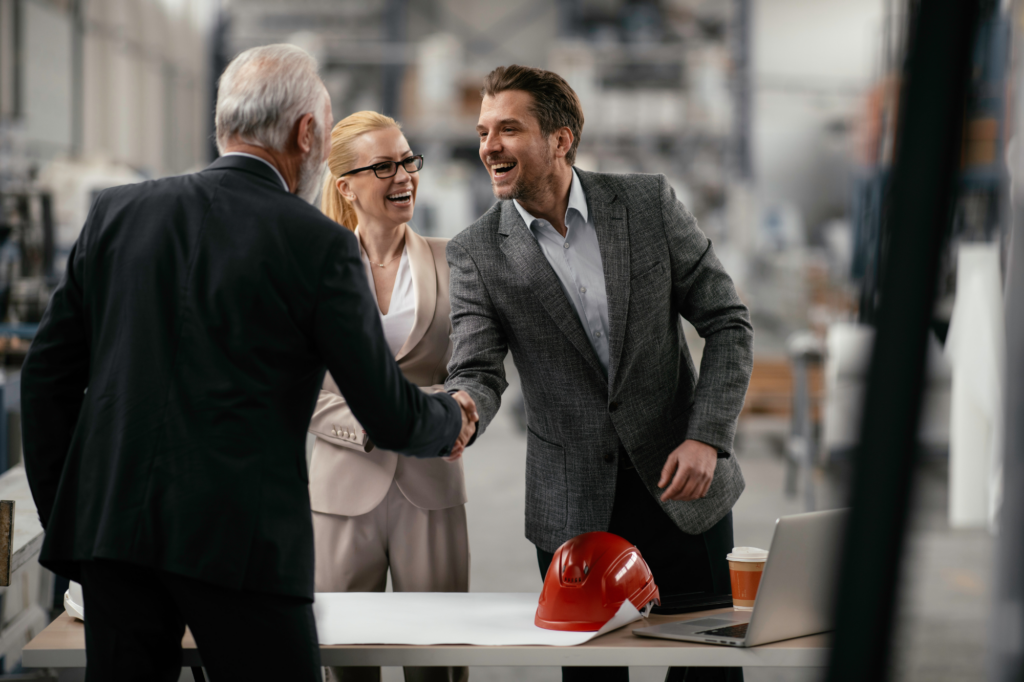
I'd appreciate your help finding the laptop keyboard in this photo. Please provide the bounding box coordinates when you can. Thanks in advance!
[695,622,749,639]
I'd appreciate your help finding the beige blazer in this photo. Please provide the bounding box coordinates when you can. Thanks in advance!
[308,225,466,516]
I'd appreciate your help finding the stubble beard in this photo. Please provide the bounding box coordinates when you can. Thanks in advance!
[493,173,534,204]
[490,152,553,205]
[296,124,327,204]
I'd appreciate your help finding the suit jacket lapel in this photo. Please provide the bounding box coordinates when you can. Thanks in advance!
[577,170,630,386]
[396,224,436,362]
[498,202,606,380]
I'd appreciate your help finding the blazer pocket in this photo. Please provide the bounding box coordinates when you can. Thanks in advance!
[525,427,568,532]
[630,260,666,281]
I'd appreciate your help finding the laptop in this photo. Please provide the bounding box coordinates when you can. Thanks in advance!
[633,508,848,647]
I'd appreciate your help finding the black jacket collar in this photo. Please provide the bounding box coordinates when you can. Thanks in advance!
[206,154,290,193]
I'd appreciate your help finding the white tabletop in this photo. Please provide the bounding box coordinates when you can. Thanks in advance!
[24,609,830,669]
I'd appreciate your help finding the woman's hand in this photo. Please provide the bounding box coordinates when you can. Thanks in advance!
[445,391,479,461]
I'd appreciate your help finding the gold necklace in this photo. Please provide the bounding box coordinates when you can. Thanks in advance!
[370,252,402,268]
[358,228,404,268]
[370,251,397,268]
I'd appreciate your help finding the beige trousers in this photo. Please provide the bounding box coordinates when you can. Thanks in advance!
[314,478,470,682]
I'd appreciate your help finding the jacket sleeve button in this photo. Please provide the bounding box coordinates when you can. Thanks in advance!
[603,453,615,463]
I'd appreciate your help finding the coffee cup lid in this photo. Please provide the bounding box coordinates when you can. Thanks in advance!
[727,546,768,562]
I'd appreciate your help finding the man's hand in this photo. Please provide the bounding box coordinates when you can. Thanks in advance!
[658,439,717,502]
[444,391,479,462]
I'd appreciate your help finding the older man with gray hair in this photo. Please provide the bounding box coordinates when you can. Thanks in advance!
[20,44,476,681]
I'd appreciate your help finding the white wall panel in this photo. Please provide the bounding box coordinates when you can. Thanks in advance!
[139,60,165,174]
[78,0,213,174]
[752,0,885,226]
[23,0,73,159]
[82,33,111,159]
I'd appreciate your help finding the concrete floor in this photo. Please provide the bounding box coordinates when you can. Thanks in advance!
[890,458,994,681]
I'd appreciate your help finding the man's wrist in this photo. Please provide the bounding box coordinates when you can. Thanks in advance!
[685,436,730,458]
[447,388,480,446]
[438,391,463,455]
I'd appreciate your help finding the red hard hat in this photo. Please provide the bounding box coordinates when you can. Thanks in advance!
[535,531,660,631]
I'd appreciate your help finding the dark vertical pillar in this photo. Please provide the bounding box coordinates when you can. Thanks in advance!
[732,0,752,180]
[824,1,981,681]
[380,0,407,118]
[12,0,21,120]
[70,0,83,158]
[40,192,53,281]
[208,3,229,162]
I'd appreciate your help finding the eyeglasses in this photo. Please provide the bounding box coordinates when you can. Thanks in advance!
[341,155,425,179]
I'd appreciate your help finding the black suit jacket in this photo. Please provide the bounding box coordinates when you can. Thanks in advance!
[20,155,462,599]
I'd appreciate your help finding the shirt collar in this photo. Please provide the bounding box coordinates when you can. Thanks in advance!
[220,152,289,192]
[513,168,589,231]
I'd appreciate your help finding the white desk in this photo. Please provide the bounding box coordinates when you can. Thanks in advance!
[23,608,830,669]
[0,465,54,670]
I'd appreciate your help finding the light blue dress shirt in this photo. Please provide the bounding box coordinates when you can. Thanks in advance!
[514,169,610,372]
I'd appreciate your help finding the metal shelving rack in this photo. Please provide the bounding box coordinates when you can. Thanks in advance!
[853,0,1012,331]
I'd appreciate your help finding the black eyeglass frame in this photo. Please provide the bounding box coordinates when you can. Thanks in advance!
[340,155,425,179]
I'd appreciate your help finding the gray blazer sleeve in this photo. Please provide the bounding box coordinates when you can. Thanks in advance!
[444,238,509,440]
[660,175,754,455]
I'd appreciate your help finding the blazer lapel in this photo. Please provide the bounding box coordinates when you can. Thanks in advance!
[396,224,436,362]
[498,202,606,380]
[578,170,630,386]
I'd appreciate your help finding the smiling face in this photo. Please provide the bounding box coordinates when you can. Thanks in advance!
[335,126,418,229]
[477,90,566,203]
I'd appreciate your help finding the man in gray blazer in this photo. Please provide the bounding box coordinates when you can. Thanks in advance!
[445,65,752,682]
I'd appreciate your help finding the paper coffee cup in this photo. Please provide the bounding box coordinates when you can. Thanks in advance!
[727,547,768,610]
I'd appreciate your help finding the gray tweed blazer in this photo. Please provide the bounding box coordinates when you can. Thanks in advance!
[445,169,753,551]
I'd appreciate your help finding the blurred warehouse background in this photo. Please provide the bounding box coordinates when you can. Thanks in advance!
[0,0,1016,680]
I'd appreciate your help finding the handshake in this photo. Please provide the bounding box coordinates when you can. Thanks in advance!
[444,391,479,462]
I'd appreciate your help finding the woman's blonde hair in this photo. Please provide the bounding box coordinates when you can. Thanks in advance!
[321,111,401,230]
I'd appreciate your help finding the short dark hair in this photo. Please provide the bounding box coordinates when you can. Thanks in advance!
[482,65,584,166]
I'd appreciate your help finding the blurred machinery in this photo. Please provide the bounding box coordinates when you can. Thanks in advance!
[0,141,142,477]
[823,323,951,458]
[220,0,757,435]
[852,0,1011,334]
[809,0,1011,472]
[0,119,57,347]
[0,189,54,326]
[743,0,1014,513]
[220,0,750,241]
[0,156,142,345]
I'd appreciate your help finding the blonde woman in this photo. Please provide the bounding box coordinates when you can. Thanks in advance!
[308,111,469,682]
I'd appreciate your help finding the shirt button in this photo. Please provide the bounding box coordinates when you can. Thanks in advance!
[603,453,615,463]
[580,286,587,294]
[563,242,570,249]
[594,330,602,338]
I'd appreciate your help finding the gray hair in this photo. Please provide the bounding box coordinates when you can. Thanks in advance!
[215,44,328,154]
